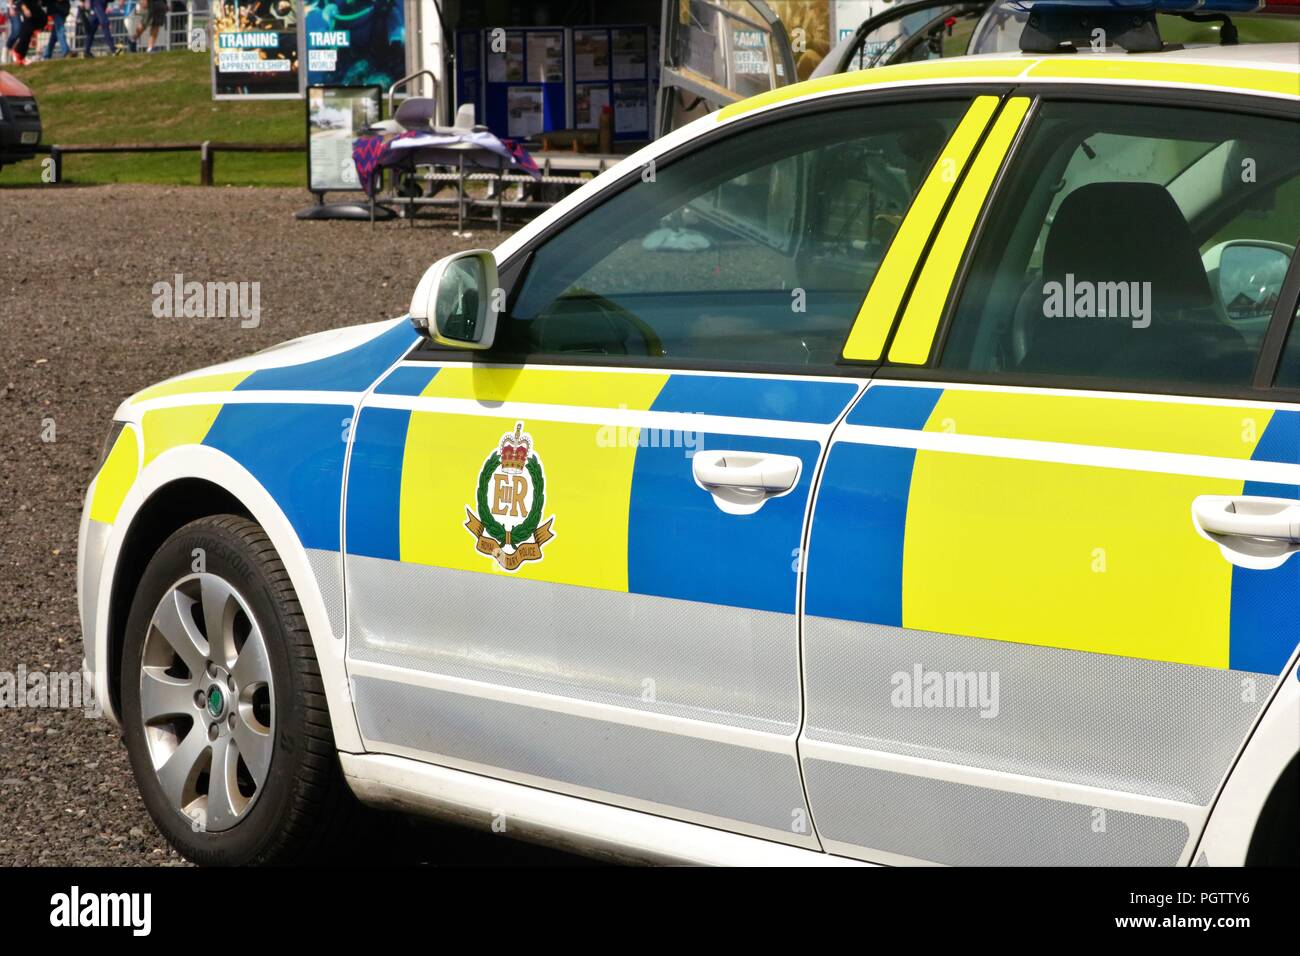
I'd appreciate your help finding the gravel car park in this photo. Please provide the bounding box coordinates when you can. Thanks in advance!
[0,184,595,865]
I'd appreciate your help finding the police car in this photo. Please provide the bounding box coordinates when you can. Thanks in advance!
[79,0,1300,865]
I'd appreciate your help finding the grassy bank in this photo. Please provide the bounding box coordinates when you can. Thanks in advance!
[3,50,305,186]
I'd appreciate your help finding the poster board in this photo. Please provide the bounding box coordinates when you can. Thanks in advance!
[303,0,407,91]
[481,28,568,141]
[570,25,651,142]
[211,0,302,100]
[306,85,380,193]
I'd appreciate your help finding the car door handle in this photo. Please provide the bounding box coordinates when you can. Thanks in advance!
[1192,495,1300,569]
[1193,495,1300,540]
[692,450,802,516]
[692,450,801,492]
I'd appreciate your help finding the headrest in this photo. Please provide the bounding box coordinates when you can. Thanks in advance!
[1044,182,1213,310]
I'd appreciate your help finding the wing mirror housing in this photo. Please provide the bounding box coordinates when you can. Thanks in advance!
[1202,239,1294,322]
[409,249,499,350]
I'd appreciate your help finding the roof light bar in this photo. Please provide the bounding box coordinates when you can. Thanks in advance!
[1016,0,1294,52]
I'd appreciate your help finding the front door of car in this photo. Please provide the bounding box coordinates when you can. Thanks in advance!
[802,92,1300,865]
[341,93,990,844]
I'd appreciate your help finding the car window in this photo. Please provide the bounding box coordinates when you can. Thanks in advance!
[1272,301,1300,389]
[938,101,1300,388]
[501,99,970,368]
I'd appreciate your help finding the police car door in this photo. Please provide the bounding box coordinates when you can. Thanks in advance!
[342,93,989,845]
[802,90,1300,865]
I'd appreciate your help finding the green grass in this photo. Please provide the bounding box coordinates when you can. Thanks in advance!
[3,50,305,186]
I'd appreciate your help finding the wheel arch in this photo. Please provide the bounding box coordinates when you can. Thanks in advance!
[95,445,360,752]
[105,477,250,718]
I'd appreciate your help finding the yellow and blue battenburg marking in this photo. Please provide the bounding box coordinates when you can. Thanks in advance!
[348,364,859,615]
[91,322,423,552]
[806,384,1300,676]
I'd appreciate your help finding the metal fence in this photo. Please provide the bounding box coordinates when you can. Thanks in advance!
[2,4,208,60]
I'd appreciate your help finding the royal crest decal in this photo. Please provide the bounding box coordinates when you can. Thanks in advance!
[465,423,555,571]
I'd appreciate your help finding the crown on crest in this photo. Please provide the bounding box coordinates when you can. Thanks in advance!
[500,423,531,474]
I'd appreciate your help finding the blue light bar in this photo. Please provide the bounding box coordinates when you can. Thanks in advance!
[1016,0,1283,52]
[1023,0,1266,11]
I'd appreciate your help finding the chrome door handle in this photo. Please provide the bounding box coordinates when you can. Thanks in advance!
[1192,495,1300,569]
[691,450,802,515]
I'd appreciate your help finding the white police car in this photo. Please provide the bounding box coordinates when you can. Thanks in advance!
[80,0,1300,865]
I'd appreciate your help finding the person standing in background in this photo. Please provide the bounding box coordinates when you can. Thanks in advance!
[126,0,162,52]
[2,0,25,64]
[43,0,70,57]
[9,0,46,64]
[82,0,119,56]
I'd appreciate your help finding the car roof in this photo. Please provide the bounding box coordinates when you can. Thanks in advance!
[717,44,1300,124]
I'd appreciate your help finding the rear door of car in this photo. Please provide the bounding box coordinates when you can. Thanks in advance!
[342,89,1002,846]
[802,86,1300,865]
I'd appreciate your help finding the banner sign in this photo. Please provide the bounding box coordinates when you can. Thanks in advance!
[211,0,301,99]
[304,0,407,91]
[306,85,381,192]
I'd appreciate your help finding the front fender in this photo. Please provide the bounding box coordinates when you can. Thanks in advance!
[83,444,359,753]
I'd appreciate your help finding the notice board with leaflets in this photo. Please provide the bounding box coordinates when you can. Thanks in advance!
[572,24,651,142]
[481,28,568,140]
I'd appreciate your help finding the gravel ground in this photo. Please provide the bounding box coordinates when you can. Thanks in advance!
[0,183,582,865]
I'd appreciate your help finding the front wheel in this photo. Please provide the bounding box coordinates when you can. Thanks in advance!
[120,515,356,865]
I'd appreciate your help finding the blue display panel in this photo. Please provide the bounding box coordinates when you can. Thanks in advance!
[571,24,652,142]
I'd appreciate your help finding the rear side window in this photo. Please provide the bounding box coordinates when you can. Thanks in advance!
[1272,301,1300,389]
[502,99,970,368]
[939,101,1300,388]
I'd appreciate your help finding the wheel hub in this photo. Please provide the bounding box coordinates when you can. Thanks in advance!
[205,682,227,720]
[138,572,275,833]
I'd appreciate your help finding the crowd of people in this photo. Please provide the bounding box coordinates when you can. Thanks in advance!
[1,0,173,64]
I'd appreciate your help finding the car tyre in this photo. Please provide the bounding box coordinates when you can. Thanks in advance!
[121,514,358,865]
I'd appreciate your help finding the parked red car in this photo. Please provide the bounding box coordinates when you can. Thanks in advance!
[0,68,42,172]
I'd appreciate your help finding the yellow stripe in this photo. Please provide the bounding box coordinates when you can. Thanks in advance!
[889,97,1031,365]
[1028,59,1300,98]
[717,58,1032,121]
[130,371,250,404]
[922,390,1272,460]
[842,96,1000,361]
[141,405,224,465]
[399,414,636,591]
[903,452,1236,668]
[419,366,668,410]
[88,427,140,525]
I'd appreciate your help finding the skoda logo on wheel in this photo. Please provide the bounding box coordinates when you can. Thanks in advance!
[206,685,225,719]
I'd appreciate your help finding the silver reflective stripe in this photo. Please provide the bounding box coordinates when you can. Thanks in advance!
[79,518,112,674]
[306,548,345,642]
[346,554,800,733]
[352,675,812,839]
[805,760,1190,866]
[804,616,1273,805]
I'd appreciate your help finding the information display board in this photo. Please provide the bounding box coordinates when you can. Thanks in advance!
[481,28,567,141]
[306,85,380,193]
[571,25,650,142]
[210,0,301,100]
[303,0,406,91]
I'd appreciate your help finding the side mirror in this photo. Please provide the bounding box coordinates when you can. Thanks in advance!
[1202,240,1293,322]
[409,250,499,349]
